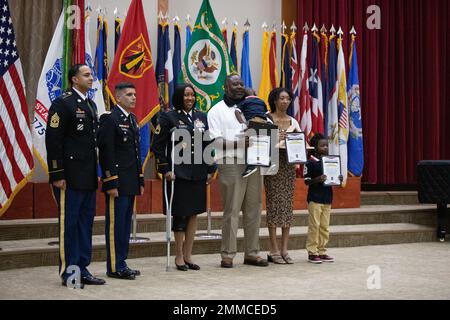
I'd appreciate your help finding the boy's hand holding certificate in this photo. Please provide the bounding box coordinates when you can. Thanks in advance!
[322,155,342,186]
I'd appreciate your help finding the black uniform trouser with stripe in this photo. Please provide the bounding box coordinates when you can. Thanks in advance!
[105,194,135,273]
[53,187,96,281]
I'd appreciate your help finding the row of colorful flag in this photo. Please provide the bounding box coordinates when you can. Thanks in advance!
[0,0,364,215]
[33,0,363,183]
[280,26,364,186]
[132,13,363,187]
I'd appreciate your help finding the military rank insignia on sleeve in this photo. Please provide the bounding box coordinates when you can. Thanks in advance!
[50,112,60,128]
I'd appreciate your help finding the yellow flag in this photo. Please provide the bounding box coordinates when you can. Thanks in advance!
[258,31,272,107]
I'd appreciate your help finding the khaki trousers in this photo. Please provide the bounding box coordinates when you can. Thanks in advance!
[218,163,262,260]
[306,201,331,256]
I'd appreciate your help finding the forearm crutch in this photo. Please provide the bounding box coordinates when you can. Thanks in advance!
[164,129,176,271]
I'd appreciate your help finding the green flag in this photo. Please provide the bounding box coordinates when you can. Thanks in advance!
[62,0,72,91]
[180,0,235,112]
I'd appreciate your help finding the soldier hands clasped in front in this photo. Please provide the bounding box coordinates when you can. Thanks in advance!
[97,83,144,280]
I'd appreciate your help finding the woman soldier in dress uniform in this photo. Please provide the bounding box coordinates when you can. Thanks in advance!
[151,84,216,271]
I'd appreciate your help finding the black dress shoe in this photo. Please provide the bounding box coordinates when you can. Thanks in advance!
[184,260,200,270]
[125,267,141,276]
[81,275,106,285]
[175,263,188,271]
[107,269,136,280]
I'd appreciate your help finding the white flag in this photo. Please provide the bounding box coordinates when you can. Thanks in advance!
[32,13,106,173]
[337,38,349,186]
[32,12,64,171]
[327,36,339,158]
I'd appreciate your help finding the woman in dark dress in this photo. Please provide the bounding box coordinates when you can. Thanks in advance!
[151,84,216,271]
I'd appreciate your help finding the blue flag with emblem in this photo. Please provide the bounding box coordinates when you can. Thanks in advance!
[347,35,363,176]
[280,32,291,90]
[173,22,182,89]
[240,29,253,88]
[94,15,110,110]
[164,23,174,110]
[156,22,166,109]
[229,27,238,70]
[186,24,192,50]
[114,16,121,54]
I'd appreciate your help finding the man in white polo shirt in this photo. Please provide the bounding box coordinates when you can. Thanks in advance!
[207,74,268,268]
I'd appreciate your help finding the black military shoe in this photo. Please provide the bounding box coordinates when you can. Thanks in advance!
[107,269,136,280]
[125,266,141,276]
[81,274,106,285]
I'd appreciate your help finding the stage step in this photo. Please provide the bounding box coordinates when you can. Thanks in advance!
[360,191,419,205]
[0,223,435,271]
[0,205,436,241]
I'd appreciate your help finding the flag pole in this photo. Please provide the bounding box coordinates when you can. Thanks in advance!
[129,199,150,243]
[196,171,221,239]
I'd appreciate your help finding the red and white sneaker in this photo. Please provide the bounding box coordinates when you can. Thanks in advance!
[308,255,322,264]
[319,254,334,262]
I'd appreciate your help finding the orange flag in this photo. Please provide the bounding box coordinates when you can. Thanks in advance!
[269,31,279,89]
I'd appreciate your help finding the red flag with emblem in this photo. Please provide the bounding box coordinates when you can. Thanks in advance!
[107,0,159,125]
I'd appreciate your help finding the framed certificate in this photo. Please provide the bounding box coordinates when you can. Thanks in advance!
[246,135,271,167]
[285,132,307,164]
[245,121,278,167]
[322,155,342,186]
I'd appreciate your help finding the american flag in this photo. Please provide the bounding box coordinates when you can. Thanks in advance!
[0,0,33,215]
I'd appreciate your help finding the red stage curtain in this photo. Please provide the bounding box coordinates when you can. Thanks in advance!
[297,0,450,184]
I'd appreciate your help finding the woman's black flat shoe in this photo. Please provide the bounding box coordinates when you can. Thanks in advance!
[184,261,200,270]
[175,263,188,271]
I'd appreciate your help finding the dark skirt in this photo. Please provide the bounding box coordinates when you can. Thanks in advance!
[162,178,207,217]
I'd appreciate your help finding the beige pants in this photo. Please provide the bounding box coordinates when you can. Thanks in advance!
[306,201,331,256]
[218,163,262,260]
